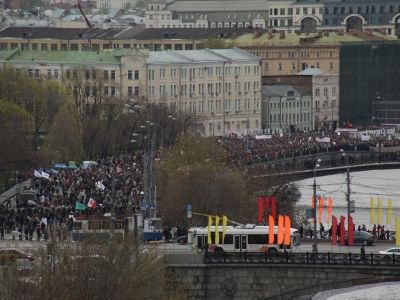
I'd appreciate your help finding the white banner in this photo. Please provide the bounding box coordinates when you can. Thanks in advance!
[34,170,42,178]
[41,171,50,180]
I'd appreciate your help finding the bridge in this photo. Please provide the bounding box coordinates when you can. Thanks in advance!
[167,252,400,300]
[247,149,400,182]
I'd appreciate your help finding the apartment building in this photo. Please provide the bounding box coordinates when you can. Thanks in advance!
[262,84,313,133]
[0,47,261,136]
[299,68,339,130]
[146,48,262,136]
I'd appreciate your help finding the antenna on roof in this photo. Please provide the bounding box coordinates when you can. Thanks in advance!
[77,0,92,28]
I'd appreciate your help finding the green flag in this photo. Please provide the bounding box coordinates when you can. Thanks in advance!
[75,201,87,211]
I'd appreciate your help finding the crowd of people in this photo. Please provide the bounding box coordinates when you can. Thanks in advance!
[223,130,400,167]
[0,154,145,241]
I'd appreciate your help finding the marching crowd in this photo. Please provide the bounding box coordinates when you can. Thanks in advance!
[0,154,145,241]
[223,130,400,167]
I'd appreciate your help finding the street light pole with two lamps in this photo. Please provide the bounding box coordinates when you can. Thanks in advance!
[312,158,321,254]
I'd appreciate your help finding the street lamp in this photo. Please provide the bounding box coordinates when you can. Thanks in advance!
[340,149,351,227]
[312,158,321,254]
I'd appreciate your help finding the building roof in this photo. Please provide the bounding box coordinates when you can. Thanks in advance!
[298,67,326,76]
[262,85,304,97]
[168,1,269,12]
[147,47,259,64]
[0,49,128,65]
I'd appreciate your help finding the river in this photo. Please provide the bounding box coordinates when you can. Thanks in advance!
[293,169,400,230]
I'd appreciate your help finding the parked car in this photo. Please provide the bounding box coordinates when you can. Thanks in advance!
[176,235,188,245]
[0,249,34,264]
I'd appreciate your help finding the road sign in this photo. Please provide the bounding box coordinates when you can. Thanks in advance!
[149,203,155,209]
[187,204,192,219]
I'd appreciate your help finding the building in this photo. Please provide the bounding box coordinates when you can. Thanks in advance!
[144,0,400,36]
[340,41,400,125]
[146,48,262,136]
[299,68,339,130]
[262,84,313,133]
[0,47,261,136]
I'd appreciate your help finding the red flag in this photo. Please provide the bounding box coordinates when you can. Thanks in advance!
[340,216,345,246]
[277,215,284,245]
[270,196,277,220]
[263,197,270,224]
[268,215,274,244]
[284,215,291,246]
[87,197,97,209]
[257,196,264,224]
[318,196,324,225]
[311,196,315,209]
[331,215,337,245]
[348,215,354,246]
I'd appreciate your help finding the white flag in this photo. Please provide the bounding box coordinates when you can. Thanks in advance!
[34,170,42,178]
[96,181,105,190]
[41,171,50,180]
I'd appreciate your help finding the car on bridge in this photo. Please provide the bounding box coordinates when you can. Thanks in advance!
[379,247,400,256]
[0,248,34,264]
[350,231,375,246]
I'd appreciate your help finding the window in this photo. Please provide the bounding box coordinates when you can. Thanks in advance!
[134,70,139,80]
[11,43,18,50]
[61,44,67,51]
[103,70,109,80]
[315,88,320,96]
[110,86,115,96]
[0,43,8,50]
[303,7,308,14]
[41,43,48,51]
[128,70,133,80]
[248,234,267,244]
[54,69,59,79]
[280,8,285,15]
[92,44,99,52]
[111,70,115,80]
[21,43,28,51]
[70,44,78,51]
[66,70,71,79]
[128,86,133,97]
[51,44,58,51]
[31,43,38,50]
[47,69,52,79]
[134,87,139,96]
[35,69,40,78]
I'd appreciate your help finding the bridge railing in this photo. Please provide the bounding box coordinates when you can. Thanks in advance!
[205,252,400,267]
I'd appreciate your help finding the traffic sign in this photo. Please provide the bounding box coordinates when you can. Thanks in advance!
[187,204,192,219]
[149,203,155,209]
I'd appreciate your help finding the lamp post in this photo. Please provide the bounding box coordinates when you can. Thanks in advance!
[340,149,351,225]
[312,158,321,254]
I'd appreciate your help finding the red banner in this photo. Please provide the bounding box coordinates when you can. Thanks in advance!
[331,215,337,245]
[348,215,354,246]
[263,196,270,224]
[257,196,263,224]
[318,196,324,225]
[270,196,277,221]
[268,215,274,244]
[340,216,345,246]
[284,215,291,246]
[277,215,284,245]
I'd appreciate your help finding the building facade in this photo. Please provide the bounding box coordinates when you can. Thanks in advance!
[144,0,400,35]
[299,68,339,129]
[340,41,400,125]
[146,48,262,136]
[0,47,261,136]
[262,84,313,133]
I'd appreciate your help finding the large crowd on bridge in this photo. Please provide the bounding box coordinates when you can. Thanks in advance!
[223,130,400,167]
[0,154,145,241]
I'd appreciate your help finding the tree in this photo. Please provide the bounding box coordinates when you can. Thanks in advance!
[156,136,254,226]
[0,100,33,187]
[42,99,84,164]
[0,237,186,300]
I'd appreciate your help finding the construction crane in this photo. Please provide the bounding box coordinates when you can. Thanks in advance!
[77,0,92,28]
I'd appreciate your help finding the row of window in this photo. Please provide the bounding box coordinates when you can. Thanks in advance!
[208,119,259,134]
[255,50,337,60]
[0,42,195,52]
[269,112,311,124]
[315,87,337,97]
[265,62,334,72]
[325,4,400,15]
[269,100,310,109]
[148,66,260,81]
[161,98,260,113]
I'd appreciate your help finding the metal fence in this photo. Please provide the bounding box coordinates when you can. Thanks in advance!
[205,252,400,267]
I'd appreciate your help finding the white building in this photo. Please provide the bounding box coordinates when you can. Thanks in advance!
[146,48,262,136]
[298,68,339,130]
[262,85,313,133]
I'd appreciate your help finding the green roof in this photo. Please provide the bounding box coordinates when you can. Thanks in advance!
[232,32,398,47]
[0,49,130,64]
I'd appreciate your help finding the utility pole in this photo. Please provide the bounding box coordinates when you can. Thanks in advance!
[346,160,351,223]
[312,158,321,254]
